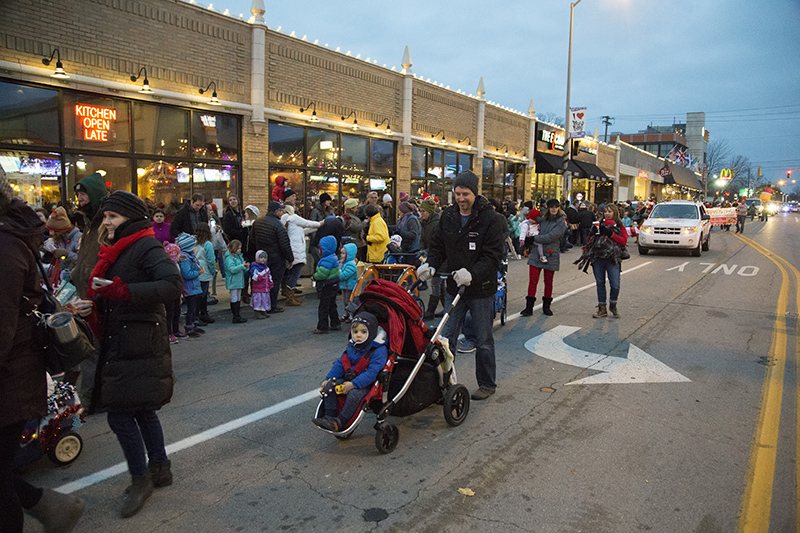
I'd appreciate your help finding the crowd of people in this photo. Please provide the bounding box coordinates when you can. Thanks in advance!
[2,158,657,530]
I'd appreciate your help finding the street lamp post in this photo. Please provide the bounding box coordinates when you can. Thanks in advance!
[562,0,583,201]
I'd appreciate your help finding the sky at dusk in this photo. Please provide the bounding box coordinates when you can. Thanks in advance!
[216,0,800,192]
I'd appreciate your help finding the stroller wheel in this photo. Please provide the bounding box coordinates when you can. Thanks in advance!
[443,384,470,427]
[48,431,83,466]
[375,424,399,454]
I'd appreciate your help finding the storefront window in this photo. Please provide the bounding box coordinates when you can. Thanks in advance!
[307,172,340,215]
[269,123,304,166]
[133,103,189,157]
[307,129,339,169]
[65,155,131,199]
[411,146,426,178]
[444,151,457,180]
[136,159,189,208]
[458,153,472,174]
[191,112,238,161]
[63,93,130,153]
[341,134,367,172]
[341,174,363,201]
[193,163,235,209]
[428,149,443,179]
[0,150,62,207]
[370,139,394,175]
[0,81,59,147]
[482,158,493,191]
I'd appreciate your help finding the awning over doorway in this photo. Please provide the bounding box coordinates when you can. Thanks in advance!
[535,152,582,174]
[573,160,612,183]
[664,162,703,190]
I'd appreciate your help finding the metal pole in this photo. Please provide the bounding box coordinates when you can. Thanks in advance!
[562,0,582,202]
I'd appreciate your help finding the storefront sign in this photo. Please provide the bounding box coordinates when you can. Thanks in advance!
[75,104,115,141]
[719,168,732,181]
[638,170,650,180]
[658,165,672,179]
[540,129,565,151]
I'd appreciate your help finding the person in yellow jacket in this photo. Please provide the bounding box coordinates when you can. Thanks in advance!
[364,204,389,262]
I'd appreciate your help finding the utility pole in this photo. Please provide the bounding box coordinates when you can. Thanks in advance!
[601,115,614,143]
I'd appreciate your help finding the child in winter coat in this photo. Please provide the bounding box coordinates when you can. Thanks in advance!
[338,243,358,322]
[384,235,404,264]
[164,243,184,343]
[224,239,250,324]
[312,235,341,334]
[250,250,274,319]
[194,222,217,325]
[314,312,388,432]
[519,208,547,263]
[175,233,204,337]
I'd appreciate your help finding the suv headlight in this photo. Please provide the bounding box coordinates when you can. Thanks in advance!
[642,226,652,234]
[682,226,698,235]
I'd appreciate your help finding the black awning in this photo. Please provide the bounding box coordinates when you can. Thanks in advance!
[535,152,582,175]
[573,161,612,183]
[665,162,703,190]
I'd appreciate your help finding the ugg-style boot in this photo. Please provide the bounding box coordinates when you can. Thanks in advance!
[520,296,536,317]
[542,297,554,316]
[148,460,173,487]
[26,488,85,533]
[232,302,247,323]
[285,293,303,306]
[593,304,608,318]
[609,302,620,318]
[424,295,439,320]
[120,474,154,518]
[281,283,293,298]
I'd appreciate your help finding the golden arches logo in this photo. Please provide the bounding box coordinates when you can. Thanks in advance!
[720,168,733,180]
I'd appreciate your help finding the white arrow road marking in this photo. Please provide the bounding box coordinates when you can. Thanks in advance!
[524,325,691,385]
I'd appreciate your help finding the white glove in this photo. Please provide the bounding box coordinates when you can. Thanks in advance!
[453,268,472,287]
[43,238,57,252]
[417,263,435,282]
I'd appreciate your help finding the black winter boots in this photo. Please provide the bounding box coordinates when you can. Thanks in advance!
[120,474,153,518]
[231,302,247,323]
[542,297,554,316]
[520,296,536,316]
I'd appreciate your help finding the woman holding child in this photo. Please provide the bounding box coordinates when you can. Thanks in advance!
[520,199,566,318]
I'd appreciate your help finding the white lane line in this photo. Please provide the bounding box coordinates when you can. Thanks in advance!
[57,261,653,494]
[56,389,320,494]
[495,261,653,326]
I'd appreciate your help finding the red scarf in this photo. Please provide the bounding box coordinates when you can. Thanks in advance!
[86,227,155,299]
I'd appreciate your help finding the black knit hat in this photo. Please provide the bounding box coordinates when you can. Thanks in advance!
[99,191,148,220]
[283,188,296,200]
[319,192,332,203]
[453,171,479,196]
[546,198,560,209]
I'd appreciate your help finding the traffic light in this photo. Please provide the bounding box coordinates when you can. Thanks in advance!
[790,170,793,180]
[571,140,580,157]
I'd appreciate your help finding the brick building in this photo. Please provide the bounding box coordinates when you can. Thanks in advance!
[0,0,619,215]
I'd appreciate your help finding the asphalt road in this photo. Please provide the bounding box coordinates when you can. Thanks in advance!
[20,213,800,533]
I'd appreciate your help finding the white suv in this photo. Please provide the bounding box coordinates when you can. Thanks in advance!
[638,200,711,257]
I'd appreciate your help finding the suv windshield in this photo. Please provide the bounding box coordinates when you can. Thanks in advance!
[649,204,698,219]
[745,199,761,207]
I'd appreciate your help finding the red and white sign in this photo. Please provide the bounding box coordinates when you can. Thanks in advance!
[75,104,116,142]
[569,107,586,139]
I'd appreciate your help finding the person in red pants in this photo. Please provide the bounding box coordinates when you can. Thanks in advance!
[520,199,567,317]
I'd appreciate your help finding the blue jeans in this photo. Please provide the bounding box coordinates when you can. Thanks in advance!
[592,259,621,304]
[322,381,369,424]
[107,410,169,477]
[283,263,304,289]
[442,293,496,390]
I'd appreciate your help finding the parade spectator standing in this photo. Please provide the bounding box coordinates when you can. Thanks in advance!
[224,240,249,323]
[342,197,367,261]
[194,222,217,325]
[280,204,320,305]
[0,169,85,532]
[394,201,421,256]
[309,193,334,269]
[169,193,207,240]
[222,195,247,245]
[564,200,580,246]
[736,201,748,233]
[364,203,389,262]
[576,202,595,245]
[71,171,110,298]
[45,206,82,274]
[418,171,504,401]
[587,204,628,318]
[78,191,182,518]
[151,209,172,244]
[312,235,342,334]
[251,201,294,313]
[520,199,567,317]
[419,198,443,319]
[357,190,386,222]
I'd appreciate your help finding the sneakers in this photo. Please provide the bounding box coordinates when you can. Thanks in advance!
[457,339,476,353]
[314,416,341,431]
[539,255,548,263]
[471,387,495,401]
[192,325,206,334]
[232,315,248,324]
[169,334,178,344]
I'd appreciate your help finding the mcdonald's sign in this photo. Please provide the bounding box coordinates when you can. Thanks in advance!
[719,168,733,181]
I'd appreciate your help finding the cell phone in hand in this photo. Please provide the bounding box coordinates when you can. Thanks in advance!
[91,277,114,289]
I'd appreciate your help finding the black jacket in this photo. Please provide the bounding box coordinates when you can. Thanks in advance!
[420,211,440,251]
[0,200,48,426]
[92,219,182,413]
[222,206,247,244]
[577,209,595,229]
[251,213,294,265]
[427,196,504,299]
[311,215,345,251]
[170,201,208,239]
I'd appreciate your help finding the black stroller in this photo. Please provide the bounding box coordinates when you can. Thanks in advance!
[315,278,470,453]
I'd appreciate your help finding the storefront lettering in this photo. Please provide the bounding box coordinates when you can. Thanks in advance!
[540,130,565,150]
[75,104,116,142]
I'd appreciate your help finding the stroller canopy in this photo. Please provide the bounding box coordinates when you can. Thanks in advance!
[358,279,430,356]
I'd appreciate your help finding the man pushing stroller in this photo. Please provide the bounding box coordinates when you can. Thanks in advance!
[314,312,388,432]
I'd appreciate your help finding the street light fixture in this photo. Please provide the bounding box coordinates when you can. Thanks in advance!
[562,0,583,201]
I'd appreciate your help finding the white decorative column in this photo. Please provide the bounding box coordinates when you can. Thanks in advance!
[527,98,537,202]
[476,77,486,160]
[401,46,413,147]
[250,0,266,134]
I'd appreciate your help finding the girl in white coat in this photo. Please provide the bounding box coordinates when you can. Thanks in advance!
[280,204,321,303]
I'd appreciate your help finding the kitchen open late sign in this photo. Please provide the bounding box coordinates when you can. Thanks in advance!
[75,104,116,142]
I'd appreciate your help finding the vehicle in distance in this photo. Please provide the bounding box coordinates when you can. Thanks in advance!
[638,200,711,257]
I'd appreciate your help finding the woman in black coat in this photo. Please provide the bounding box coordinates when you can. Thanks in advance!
[76,191,182,518]
[0,168,85,532]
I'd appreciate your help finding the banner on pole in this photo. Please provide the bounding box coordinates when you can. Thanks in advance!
[569,107,586,139]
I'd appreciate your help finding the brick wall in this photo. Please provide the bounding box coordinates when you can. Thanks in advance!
[484,106,529,154]
[597,144,616,175]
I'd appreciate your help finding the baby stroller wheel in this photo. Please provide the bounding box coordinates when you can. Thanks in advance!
[375,424,399,454]
[443,384,470,427]
[48,431,83,466]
